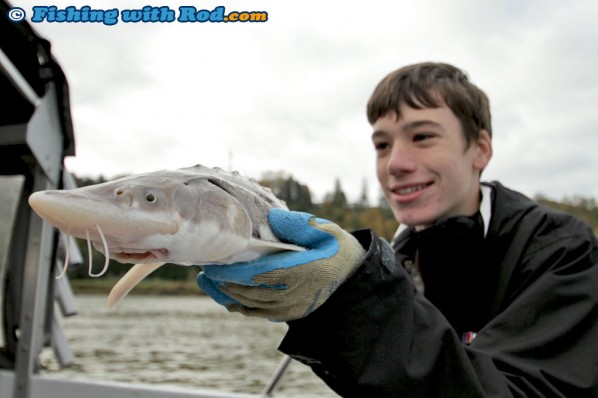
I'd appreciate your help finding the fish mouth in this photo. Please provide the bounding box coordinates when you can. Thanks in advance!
[53,224,171,310]
[111,249,169,263]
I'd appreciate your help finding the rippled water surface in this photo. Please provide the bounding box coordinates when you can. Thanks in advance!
[42,294,338,397]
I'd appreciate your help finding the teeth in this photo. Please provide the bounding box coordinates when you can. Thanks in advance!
[396,184,428,195]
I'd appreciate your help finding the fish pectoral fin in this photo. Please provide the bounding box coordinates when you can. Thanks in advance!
[247,238,306,256]
[107,262,166,310]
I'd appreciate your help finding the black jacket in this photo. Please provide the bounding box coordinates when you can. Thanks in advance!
[280,182,598,397]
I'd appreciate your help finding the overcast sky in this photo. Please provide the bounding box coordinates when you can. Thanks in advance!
[15,0,598,203]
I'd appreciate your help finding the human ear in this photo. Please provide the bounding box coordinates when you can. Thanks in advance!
[473,129,492,171]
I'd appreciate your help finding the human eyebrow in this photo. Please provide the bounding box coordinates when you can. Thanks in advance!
[371,129,389,140]
[402,120,443,131]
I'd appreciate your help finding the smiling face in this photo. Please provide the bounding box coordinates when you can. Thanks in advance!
[372,104,492,229]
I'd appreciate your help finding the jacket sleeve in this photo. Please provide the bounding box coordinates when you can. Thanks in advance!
[278,229,598,397]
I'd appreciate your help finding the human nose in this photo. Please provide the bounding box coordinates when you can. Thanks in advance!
[387,143,417,176]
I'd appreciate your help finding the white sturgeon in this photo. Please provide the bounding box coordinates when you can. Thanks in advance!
[28,164,304,308]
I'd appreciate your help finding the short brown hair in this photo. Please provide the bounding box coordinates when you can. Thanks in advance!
[367,62,492,146]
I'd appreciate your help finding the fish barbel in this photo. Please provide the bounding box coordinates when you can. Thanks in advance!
[28,164,304,308]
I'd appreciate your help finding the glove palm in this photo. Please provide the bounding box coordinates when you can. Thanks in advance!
[197,209,366,321]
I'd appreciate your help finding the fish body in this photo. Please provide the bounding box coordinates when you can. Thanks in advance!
[28,164,303,307]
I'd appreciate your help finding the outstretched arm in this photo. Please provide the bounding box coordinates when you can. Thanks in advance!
[198,209,598,397]
[280,231,598,397]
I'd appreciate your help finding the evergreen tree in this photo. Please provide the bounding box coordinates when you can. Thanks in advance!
[259,172,314,212]
[356,178,370,209]
[321,178,348,224]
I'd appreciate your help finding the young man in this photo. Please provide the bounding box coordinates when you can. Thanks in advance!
[198,62,598,396]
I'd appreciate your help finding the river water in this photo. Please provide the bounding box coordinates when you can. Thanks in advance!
[41,294,338,397]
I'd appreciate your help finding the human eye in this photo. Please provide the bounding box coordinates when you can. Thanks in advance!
[373,141,389,151]
[372,139,391,155]
[413,132,436,143]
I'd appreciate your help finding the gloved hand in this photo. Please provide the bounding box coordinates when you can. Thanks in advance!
[197,209,366,321]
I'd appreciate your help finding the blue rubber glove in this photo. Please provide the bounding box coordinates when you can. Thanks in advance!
[197,209,366,321]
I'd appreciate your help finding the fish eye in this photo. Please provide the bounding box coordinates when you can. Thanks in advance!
[144,193,157,203]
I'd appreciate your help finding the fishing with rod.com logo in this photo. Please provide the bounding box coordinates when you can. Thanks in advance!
[6,4,268,25]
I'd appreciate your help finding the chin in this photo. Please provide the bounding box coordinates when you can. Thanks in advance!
[393,209,440,229]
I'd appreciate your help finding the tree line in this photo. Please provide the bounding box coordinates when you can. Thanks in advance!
[68,173,598,281]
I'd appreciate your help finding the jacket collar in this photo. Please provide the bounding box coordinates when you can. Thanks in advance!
[393,183,494,240]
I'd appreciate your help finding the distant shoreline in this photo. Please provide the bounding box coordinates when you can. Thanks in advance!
[68,278,204,296]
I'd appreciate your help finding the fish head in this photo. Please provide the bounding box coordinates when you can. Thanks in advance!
[28,169,255,264]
